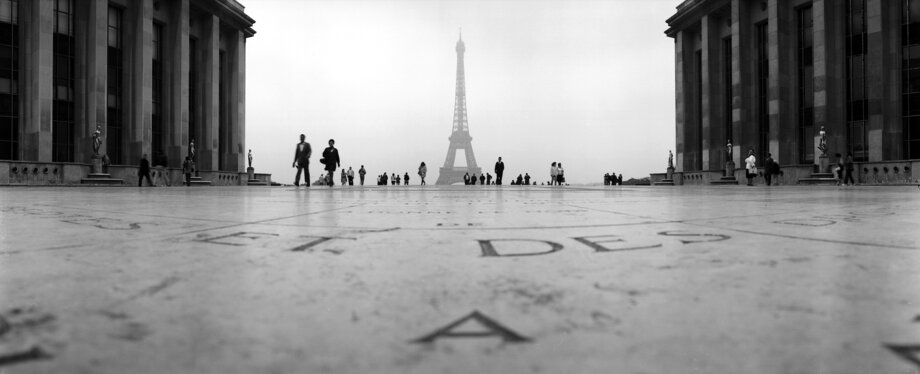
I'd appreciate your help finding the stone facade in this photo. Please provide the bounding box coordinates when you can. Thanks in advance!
[0,0,257,185]
[665,0,920,184]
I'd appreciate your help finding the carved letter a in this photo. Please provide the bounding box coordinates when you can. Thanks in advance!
[412,310,531,343]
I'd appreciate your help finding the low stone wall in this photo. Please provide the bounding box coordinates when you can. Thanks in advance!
[0,160,272,186]
[651,161,919,186]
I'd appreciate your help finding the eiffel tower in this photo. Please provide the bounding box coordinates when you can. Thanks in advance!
[436,32,481,185]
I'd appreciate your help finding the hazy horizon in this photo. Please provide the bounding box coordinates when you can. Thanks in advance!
[245,0,679,185]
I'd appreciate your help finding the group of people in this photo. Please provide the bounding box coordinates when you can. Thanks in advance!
[833,152,856,186]
[293,134,341,187]
[743,149,782,186]
[604,173,623,185]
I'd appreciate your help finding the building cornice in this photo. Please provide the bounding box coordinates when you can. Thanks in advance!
[665,0,728,38]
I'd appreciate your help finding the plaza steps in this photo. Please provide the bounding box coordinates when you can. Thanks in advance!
[711,176,739,185]
[189,176,211,186]
[797,172,838,185]
[653,179,675,186]
[80,173,124,185]
[247,179,268,186]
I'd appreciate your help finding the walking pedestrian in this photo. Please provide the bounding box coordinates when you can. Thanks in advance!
[471,173,477,185]
[764,153,776,186]
[404,172,410,186]
[494,157,505,185]
[486,173,492,185]
[557,163,565,185]
[418,162,427,185]
[834,153,845,186]
[359,165,366,186]
[347,167,355,186]
[182,156,193,186]
[392,173,397,185]
[745,149,757,186]
[321,139,340,187]
[844,152,855,186]
[464,172,470,185]
[292,134,312,186]
[138,154,153,187]
[516,174,524,185]
[524,173,530,185]
[479,174,485,185]
[550,162,558,186]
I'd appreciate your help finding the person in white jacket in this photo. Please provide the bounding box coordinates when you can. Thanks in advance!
[745,149,757,186]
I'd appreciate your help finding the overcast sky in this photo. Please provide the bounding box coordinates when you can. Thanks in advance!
[245,0,679,185]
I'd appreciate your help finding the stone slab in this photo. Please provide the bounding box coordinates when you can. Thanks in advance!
[0,185,918,373]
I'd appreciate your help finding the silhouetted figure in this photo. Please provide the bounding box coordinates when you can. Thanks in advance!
[182,156,193,186]
[471,173,477,185]
[764,153,776,186]
[494,157,505,185]
[524,173,530,185]
[347,167,355,185]
[550,162,558,186]
[618,174,623,185]
[556,163,565,185]
[604,173,610,185]
[359,165,366,185]
[516,174,523,185]
[138,154,153,187]
[464,172,470,185]
[395,174,401,185]
[321,139,340,187]
[479,174,485,185]
[392,173,397,185]
[404,172,410,185]
[745,149,756,186]
[293,134,312,186]
[844,152,855,186]
[486,173,492,185]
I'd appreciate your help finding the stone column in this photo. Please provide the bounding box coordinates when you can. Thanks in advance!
[76,0,109,163]
[701,15,722,171]
[21,0,54,162]
[674,30,693,173]
[228,30,246,172]
[767,0,793,164]
[127,0,153,163]
[730,0,748,165]
[167,0,190,167]
[200,14,220,171]
[866,0,898,161]
[814,0,845,163]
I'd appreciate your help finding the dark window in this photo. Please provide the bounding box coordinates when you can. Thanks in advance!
[757,22,769,165]
[0,0,17,160]
[107,6,123,164]
[904,0,920,159]
[696,49,703,170]
[218,50,226,171]
[152,22,164,157]
[722,36,732,158]
[797,7,815,163]
[189,37,197,149]
[52,0,74,162]
[847,0,868,161]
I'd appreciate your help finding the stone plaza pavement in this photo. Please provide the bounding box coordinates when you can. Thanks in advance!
[0,185,918,373]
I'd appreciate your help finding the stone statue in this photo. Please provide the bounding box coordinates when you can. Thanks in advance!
[726,139,733,160]
[189,139,197,162]
[91,125,103,157]
[817,126,828,156]
[248,149,253,168]
[668,150,673,169]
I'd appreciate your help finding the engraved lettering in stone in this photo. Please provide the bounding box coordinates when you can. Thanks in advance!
[196,232,280,246]
[478,239,563,257]
[773,219,836,227]
[61,217,142,230]
[412,310,530,343]
[656,231,731,244]
[572,235,661,253]
[884,343,920,368]
[290,236,356,252]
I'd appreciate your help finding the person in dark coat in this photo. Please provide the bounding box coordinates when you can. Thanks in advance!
[321,139,340,187]
[486,173,492,185]
[764,153,777,186]
[479,174,485,185]
[463,172,470,185]
[516,174,524,185]
[524,173,530,185]
[138,154,153,187]
[404,172,410,186]
[844,152,855,186]
[292,134,312,186]
[182,156,193,186]
[494,157,505,185]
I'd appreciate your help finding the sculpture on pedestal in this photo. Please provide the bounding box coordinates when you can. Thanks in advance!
[817,126,828,156]
[668,150,673,169]
[726,139,733,160]
[189,139,197,162]
[91,125,103,157]
[248,149,253,168]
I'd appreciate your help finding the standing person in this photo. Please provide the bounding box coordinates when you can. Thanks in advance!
[844,152,855,186]
[340,169,347,186]
[138,154,153,187]
[396,174,401,185]
[557,163,565,185]
[516,174,524,185]
[524,173,530,185]
[834,153,845,186]
[292,134,312,186]
[182,156,193,186]
[418,162,427,185]
[404,172,410,186]
[764,153,776,186]
[745,149,757,186]
[550,162,558,186]
[321,139,340,187]
[486,173,492,185]
[463,172,470,185]
[152,151,169,186]
[494,157,505,185]
[479,174,485,185]
[471,173,477,185]
[359,165,366,186]
[347,167,355,186]
[618,174,623,185]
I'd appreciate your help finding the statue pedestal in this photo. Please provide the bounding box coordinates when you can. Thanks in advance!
[798,155,837,185]
[247,167,255,181]
[81,155,123,185]
[818,155,829,174]
[91,155,103,174]
[666,167,674,180]
[655,167,676,186]
[711,161,739,185]
[247,167,267,186]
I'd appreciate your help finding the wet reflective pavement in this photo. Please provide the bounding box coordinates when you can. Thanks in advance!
[1,185,918,373]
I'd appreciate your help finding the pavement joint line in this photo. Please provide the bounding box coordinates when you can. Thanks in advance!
[677,220,920,251]
[172,203,367,236]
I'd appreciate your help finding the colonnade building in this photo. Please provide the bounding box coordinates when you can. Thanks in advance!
[664,0,918,184]
[0,0,255,184]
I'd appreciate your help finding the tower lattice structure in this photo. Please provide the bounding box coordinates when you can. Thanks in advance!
[436,33,481,185]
